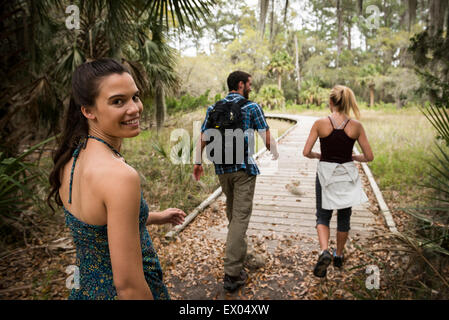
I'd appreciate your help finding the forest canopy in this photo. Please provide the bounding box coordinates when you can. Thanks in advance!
[1,0,448,154]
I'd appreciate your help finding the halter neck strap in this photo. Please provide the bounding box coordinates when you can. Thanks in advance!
[87,135,122,158]
[68,135,123,204]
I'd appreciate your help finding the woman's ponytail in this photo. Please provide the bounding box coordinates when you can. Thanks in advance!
[341,87,360,119]
[330,85,360,119]
[47,95,88,210]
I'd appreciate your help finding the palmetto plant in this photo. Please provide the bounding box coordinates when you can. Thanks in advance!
[0,136,56,243]
[0,0,215,245]
[297,79,329,106]
[392,104,449,296]
[0,0,216,156]
[267,50,294,91]
[417,105,449,253]
[253,84,285,110]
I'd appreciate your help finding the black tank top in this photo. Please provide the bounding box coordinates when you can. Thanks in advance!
[319,116,356,164]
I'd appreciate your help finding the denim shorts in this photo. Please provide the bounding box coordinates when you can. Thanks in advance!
[315,175,352,232]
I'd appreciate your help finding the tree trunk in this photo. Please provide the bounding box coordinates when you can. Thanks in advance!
[396,95,403,109]
[277,73,282,91]
[347,18,352,51]
[294,33,301,94]
[258,0,269,38]
[336,0,343,69]
[384,1,392,29]
[446,2,449,35]
[283,0,289,24]
[358,0,363,15]
[155,80,166,132]
[429,0,447,36]
[369,83,375,107]
[446,5,449,53]
[269,0,276,43]
[407,0,417,31]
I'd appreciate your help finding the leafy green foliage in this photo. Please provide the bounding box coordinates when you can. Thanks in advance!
[297,80,329,107]
[225,27,271,90]
[251,84,285,110]
[166,90,211,114]
[409,30,449,107]
[267,50,294,90]
[0,0,216,155]
[0,136,56,245]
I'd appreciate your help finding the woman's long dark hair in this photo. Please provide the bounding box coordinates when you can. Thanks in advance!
[47,58,130,211]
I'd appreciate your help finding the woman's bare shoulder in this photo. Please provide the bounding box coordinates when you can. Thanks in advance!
[349,118,362,126]
[314,116,330,125]
[91,158,140,196]
[348,118,364,131]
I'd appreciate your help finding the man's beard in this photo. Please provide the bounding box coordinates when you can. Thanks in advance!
[243,88,250,99]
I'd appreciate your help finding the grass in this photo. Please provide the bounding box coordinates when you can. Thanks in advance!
[269,103,438,207]
[360,109,437,204]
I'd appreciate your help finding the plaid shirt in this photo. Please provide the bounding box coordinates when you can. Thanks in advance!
[201,93,269,176]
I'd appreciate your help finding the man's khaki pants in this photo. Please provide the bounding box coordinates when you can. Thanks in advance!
[218,170,257,277]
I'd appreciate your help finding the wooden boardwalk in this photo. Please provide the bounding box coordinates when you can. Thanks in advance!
[204,115,378,252]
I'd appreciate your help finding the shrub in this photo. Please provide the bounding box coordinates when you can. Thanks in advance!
[166,90,212,114]
[0,136,55,247]
[297,79,329,106]
[252,84,285,109]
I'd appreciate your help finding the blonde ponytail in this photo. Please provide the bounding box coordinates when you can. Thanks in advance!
[330,85,360,119]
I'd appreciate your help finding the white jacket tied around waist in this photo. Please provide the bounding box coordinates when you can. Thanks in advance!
[317,161,368,210]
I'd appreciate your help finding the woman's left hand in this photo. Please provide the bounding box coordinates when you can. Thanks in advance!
[159,208,186,226]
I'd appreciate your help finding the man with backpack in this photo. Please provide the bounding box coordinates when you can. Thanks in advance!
[193,70,279,292]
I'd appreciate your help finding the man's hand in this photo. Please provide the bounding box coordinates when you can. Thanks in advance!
[193,164,204,181]
[260,129,279,161]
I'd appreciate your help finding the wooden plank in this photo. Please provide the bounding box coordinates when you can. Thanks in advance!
[248,221,373,233]
[253,197,368,208]
[252,208,374,219]
[253,201,370,212]
[249,212,375,224]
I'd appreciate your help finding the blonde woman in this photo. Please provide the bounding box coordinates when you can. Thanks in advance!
[302,85,374,277]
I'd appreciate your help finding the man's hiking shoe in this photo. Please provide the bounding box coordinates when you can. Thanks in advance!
[333,249,344,268]
[223,270,248,292]
[313,250,332,278]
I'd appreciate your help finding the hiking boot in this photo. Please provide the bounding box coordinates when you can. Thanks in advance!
[313,249,332,278]
[333,249,344,268]
[223,270,248,292]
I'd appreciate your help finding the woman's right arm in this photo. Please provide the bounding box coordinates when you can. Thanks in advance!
[353,123,374,162]
[303,121,321,159]
[101,165,153,300]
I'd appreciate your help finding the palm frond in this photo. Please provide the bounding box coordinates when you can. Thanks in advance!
[147,0,216,31]
[421,105,449,145]
[122,59,150,96]
[55,45,85,87]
